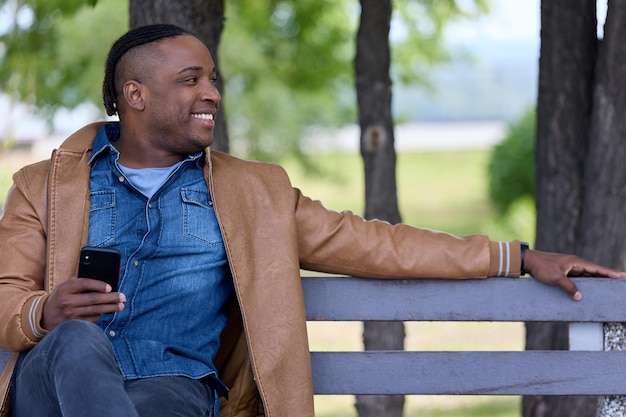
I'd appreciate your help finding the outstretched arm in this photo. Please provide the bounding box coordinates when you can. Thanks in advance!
[524,249,626,301]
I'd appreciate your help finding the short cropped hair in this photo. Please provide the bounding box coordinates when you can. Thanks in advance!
[102,24,191,116]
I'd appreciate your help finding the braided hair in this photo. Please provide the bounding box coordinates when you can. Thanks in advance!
[102,24,191,116]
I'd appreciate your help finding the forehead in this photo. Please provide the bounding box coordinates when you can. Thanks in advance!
[154,35,215,72]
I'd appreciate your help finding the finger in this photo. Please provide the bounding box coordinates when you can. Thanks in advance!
[74,278,113,294]
[557,276,582,301]
[60,278,111,295]
[59,299,125,321]
[566,261,626,278]
[586,265,626,278]
[52,292,123,317]
[77,291,125,308]
[75,302,125,317]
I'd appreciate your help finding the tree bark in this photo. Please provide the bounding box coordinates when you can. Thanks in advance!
[526,0,626,416]
[128,0,229,152]
[585,1,626,415]
[354,1,404,417]
[579,0,626,262]
[526,1,597,416]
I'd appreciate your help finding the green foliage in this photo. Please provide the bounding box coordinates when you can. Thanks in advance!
[0,0,127,120]
[0,0,491,162]
[488,108,536,216]
[393,0,489,85]
[220,0,357,160]
[222,0,490,160]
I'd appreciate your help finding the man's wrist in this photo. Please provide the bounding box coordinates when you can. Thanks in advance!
[520,242,530,276]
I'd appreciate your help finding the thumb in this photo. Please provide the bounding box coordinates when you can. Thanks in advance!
[558,275,582,301]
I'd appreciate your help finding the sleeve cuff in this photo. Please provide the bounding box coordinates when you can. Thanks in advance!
[488,240,522,277]
[22,293,49,342]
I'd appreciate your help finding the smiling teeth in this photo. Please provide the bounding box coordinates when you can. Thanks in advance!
[192,113,214,120]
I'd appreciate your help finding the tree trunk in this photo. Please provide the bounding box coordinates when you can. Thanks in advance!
[128,0,229,152]
[526,1,597,416]
[579,0,626,262]
[585,1,626,414]
[526,0,626,416]
[354,1,404,417]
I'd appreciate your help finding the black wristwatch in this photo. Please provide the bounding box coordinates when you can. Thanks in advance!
[520,242,530,275]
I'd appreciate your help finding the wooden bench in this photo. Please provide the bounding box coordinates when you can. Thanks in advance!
[303,276,626,396]
[2,277,625,401]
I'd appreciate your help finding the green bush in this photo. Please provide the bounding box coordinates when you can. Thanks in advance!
[488,109,536,216]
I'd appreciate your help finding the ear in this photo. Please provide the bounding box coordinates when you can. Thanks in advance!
[121,80,145,111]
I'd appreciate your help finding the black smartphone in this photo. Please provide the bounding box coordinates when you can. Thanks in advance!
[78,246,122,292]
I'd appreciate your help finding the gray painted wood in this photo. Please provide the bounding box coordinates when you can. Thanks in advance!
[310,351,626,395]
[302,277,626,322]
[3,278,621,397]
[303,276,626,396]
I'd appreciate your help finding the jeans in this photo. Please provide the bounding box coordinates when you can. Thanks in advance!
[11,320,218,417]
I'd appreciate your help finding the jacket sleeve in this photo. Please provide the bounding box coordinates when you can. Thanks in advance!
[0,166,50,351]
[294,190,522,279]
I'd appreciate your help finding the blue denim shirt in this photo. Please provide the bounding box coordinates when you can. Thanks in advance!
[87,124,233,381]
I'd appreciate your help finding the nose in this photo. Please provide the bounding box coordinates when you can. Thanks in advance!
[201,78,222,108]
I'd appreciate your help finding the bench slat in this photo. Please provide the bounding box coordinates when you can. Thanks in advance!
[311,351,626,395]
[303,277,626,322]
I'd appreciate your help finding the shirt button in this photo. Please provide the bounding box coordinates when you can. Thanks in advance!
[133,260,139,267]
[118,176,124,183]
[109,330,116,337]
[148,203,153,208]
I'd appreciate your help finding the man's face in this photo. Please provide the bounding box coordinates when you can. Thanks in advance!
[141,35,222,155]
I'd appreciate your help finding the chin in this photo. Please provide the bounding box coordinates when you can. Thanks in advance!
[188,136,213,151]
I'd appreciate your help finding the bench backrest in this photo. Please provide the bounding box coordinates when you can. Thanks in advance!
[2,277,624,397]
[302,276,626,396]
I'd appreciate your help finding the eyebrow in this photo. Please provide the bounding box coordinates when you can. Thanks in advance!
[178,66,216,74]
[178,66,203,74]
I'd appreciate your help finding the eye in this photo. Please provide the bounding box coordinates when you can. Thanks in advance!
[184,76,198,84]
[210,76,218,85]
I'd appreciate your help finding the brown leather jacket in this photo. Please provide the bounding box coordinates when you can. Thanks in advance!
[0,122,521,416]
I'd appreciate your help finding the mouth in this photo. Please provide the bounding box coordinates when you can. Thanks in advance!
[191,113,214,121]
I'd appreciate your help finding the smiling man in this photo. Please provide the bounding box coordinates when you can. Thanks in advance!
[0,24,623,417]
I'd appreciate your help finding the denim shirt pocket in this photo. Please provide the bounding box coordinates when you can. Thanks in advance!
[180,188,223,246]
[88,190,117,247]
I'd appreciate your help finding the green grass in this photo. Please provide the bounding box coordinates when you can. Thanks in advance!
[282,150,534,241]
[315,395,520,417]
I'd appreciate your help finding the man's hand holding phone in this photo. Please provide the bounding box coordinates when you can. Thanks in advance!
[42,247,125,331]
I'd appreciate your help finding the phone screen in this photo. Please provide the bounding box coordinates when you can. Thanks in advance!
[78,246,121,292]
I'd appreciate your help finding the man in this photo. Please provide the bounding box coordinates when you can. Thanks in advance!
[0,24,623,417]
